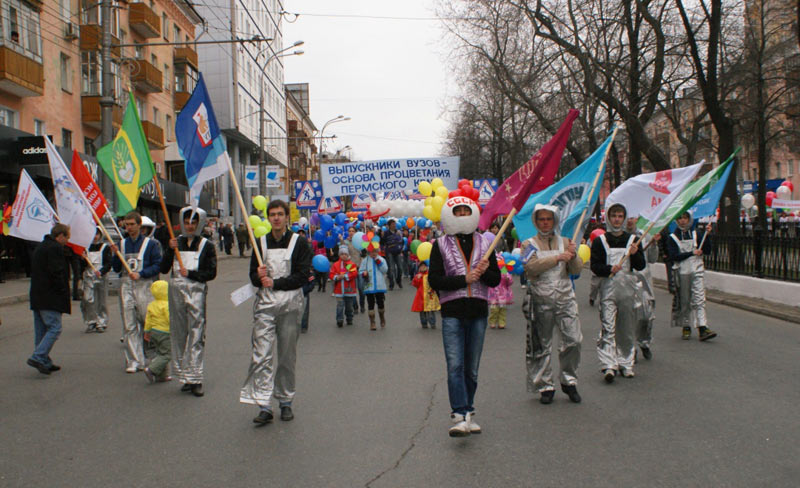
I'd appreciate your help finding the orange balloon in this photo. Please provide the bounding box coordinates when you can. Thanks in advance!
[406,217,415,228]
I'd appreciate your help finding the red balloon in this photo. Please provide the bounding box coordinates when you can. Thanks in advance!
[471,187,480,201]
[589,228,605,244]
[449,189,461,198]
[766,191,776,207]
[458,178,470,188]
[781,180,794,192]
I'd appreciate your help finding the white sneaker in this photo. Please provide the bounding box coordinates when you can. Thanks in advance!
[466,412,481,434]
[449,413,471,437]
[621,368,635,378]
[125,367,137,373]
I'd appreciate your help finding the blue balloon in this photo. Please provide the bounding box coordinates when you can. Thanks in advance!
[352,231,365,248]
[335,213,347,226]
[312,255,331,273]
[357,213,364,221]
[291,224,299,232]
[425,219,432,228]
[378,217,387,226]
[313,230,325,243]
[324,235,338,249]
[320,214,334,232]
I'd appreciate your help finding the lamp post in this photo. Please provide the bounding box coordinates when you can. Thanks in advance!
[318,115,351,168]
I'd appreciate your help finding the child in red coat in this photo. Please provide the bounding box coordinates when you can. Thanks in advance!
[411,262,441,329]
[329,245,358,327]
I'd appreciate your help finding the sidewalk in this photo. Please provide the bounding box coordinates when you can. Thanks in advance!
[0,250,245,307]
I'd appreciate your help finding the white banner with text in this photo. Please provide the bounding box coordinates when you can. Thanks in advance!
[320,156,460,197]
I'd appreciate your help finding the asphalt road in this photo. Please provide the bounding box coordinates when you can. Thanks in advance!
[1,257,798,487]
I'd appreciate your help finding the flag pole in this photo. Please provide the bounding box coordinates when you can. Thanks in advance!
[103,204,125,239]
[228,164,264,266]
[150,174,185,273]
[482,208,518,261]
[83,252,99,275]
[571,126,618,243]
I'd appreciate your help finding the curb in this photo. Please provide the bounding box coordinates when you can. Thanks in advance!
[0,294,29,307]
[652,279,800,325]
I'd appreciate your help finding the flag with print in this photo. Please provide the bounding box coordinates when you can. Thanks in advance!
[45,136,97,252]
[175,72,231,208]
[686,159,734,219]
[70,150,107,219]
[479,110,579,229]
[8,169,57,243]
[513,131,613,241]
[97,92,155,216]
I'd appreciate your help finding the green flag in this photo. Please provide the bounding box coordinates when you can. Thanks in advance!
[637,148,741,239]
[97,93,155,216]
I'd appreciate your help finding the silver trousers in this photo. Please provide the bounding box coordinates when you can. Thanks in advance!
[674,270,707,329]
[634,269,655,348]
[240,290,303,407]
[169,275,207,384]
[80,271,108,328]
[526,295,582,392]
[589,275,602,301]
[119,277,154,369]
[597,273,637,372]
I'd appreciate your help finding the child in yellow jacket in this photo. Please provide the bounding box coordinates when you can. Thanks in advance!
[144,280,171,383]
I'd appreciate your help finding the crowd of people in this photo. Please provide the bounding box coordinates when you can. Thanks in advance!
[22,195,716,438]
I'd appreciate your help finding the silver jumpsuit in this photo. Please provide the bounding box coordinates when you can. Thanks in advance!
[671,231,708,329]
[596,234,638,373]
[119,238,156,370]
[240,234,304,408]
[634,240,659,349]
[525,236,582,393]
[80,244,109,330]
[169,238,210,385]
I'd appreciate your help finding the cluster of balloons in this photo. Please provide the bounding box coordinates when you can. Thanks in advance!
[368,199,425,218]
[742,180,794,209]
[418,178,480,222]
[351,230,381,250]
[249,195,273,237]
[497,250,524,275]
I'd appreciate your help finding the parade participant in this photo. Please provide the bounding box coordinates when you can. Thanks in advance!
[667,210,716,341]
[522,204,583,404]
[429,196,500,437]
[488,260,514,330]
[80,229,112,333]
[382,219,404,289]
[111,211,162,373]
[411,261,440,329]
[27,224,71,375]
[590,203,646,383]
[345,226,365,313]
[329,245,358,327]
[359,242,388,331]
[143,280,172,384]
[236,223,249,257]
[241,199,312,425]
[160,207,217,397]
[626,216,660,360]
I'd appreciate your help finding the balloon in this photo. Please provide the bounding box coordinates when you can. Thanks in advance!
[352,231,365,248]
[312,255,331,273]
[357,213,364,221]
[431,196,444,211]
[298,216,308,228]
[482,231,495,244]
[309,212,320,226]
[511,228,518,240]
[448,189,461,198]
[589,228,605,244]
[416,241,433,261]
[434,185,449,199]
[425,219,432,228]
[320,214,334,231]
[253,224,268,238]
[776,185,791,199]
[324,235,338,249]
[419,181,432,196]
[248,215,262,229]
[511,247,521,257]
[766,191,776,207]
[741,193,755,209]
[335,213,347,226]
[262,220,272,233]
[431,178,444,190]
[781,180,794,192]
[252,195,267,211]
[410,239,421,254]
[423,205,436,220]
[578,244,591,263]
[291,224,299,232]
[313,229,325,242]
[406,217,415,229]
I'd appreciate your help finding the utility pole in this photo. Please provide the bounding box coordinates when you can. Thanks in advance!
[259,78,265,197]
[100,0,115,208]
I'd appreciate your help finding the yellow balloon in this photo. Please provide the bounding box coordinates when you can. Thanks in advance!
[262,219,272,233]
[252,195,268,211]
[253,224,268,237]
[423,205,436,220]
[418,181,432,196]
[431,195,444,211]
[578,244,591,263]
[434,185,449,199]
[248,215,262,228]
[424,196,433,207]
[416,241,433,261]
[431,178,444,190]
[432,207,442,222]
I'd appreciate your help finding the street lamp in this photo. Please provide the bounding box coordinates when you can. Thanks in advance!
[318,115,351,161]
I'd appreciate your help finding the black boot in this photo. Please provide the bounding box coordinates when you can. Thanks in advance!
[540,390,555,404]
[561,384,582,403]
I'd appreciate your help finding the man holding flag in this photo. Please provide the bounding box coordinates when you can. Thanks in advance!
[80,229,112,333]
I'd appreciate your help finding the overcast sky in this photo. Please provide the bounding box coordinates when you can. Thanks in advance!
[282,1,453,162]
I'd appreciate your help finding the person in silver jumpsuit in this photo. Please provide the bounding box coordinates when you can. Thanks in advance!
[590,203,646,383]
[522,204,584,404]
[160,207,217,397]
[111,211,162,373]
[666,210,716,341]
[241,199,312,425]
[625,216,661,360]
[80,229,112,333]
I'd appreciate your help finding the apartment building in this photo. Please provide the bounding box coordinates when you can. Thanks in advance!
[285,82,316,181]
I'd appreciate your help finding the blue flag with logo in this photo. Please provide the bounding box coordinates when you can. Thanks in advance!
[176,73,230,208]
[686,160,734,219]
[513,133,613,241]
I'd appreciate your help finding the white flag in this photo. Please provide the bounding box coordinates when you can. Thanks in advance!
[8,169,57,242]
[605,161,705,220]
[44,136,96,251]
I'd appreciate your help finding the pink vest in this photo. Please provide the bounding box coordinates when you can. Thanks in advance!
[436,234,490,304]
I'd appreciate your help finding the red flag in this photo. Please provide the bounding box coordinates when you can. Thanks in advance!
[478,109,579,229]
[70,150,107,219]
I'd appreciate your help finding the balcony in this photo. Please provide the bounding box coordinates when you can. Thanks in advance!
[173,47,198,71]
[129,2,160,38]
[79,24,120,57]
[132,59,162,93]
[81,96,122,129]
[141,120,165,149]
[0,45,43,97]
[174,90,191,112]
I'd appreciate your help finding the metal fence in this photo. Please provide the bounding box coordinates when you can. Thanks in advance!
[704,233,800,282]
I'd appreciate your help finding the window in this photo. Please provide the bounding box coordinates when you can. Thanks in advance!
[166,114,173,141]
[135,44,144,59]
[84,137,96,156]
[153,107,159,126]
[775,163,782,179]
[3,0,42,61]
[61,0,71,21]
[34,119,45,135]
[60,53,72,92]
[0,106,17,128]
[62,129,72,149]
[151,54,157,67]
[163,64,170,92]
[81,51,100,95]
[136,97,145,120]
[80,0,118,35]
[174,65,197,93]
[173,25,180,44]
[162,13,168,40]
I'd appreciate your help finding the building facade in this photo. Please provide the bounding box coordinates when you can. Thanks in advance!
[285,82,316,181]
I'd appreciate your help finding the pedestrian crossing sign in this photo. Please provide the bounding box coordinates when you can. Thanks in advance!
[294,180,323,209]
[318,196,343,214]
[474,179,499,207]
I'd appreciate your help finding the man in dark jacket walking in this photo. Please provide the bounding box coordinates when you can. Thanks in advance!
[382,219,404,289]
[27,224,71,375]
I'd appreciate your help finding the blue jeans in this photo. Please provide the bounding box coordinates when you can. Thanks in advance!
[356,274,365,310]
[386,253,403,287]
[31,310,63,366]
[441,316,488,415]
[336,296,355,323]
[301,295,310,330]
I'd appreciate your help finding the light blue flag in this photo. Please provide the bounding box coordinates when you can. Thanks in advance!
[686,160,734,219]
[513,133,613,242]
